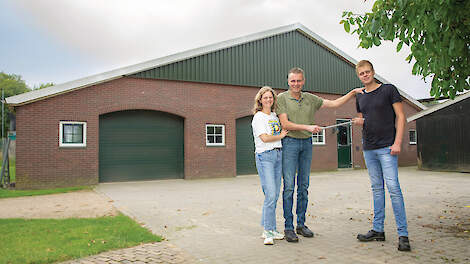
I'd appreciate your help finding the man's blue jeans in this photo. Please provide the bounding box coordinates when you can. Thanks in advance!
[255,148,282,231]
[281,137,312,230]
[363,147,409,237]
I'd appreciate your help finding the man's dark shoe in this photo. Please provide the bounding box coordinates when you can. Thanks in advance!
[296,225,314,237]
[284,230,299,242]
[398,236,411,251]
[357,230,385,242]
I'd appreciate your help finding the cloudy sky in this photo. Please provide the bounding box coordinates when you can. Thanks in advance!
[0,0,432,99]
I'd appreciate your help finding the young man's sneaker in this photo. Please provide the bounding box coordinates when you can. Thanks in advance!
[398,236,411,251]
[357,230,385,242]
[296,225,314,237]
[263,231,274,245]
[284,229,299,242]
[261,230,284,240]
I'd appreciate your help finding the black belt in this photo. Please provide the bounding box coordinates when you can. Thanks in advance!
[273,147,282,151]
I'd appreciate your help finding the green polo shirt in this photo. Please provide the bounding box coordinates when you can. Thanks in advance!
[276,91,323,139]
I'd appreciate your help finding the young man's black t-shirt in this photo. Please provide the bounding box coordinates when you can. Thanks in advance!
[356,84,403,150]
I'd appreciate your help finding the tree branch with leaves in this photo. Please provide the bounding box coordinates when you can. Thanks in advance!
[340,0,469,99]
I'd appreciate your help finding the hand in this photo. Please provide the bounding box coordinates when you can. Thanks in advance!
[352,88,365,94]
[352,117,364,126]
[389,144,401,155]
[306,125,322,134]
[280,129,289,138]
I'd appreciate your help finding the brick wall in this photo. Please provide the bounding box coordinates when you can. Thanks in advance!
[14,77,418,189]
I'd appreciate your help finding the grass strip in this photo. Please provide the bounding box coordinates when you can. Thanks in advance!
[0,185,93,199]
[0,213,161,264]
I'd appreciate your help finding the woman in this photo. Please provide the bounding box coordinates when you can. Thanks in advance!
[251,86,288,245]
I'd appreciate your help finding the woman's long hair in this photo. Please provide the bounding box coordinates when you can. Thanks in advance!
[252,86,277,114]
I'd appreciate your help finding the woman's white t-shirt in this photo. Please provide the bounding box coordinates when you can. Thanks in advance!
[251,111,282,153]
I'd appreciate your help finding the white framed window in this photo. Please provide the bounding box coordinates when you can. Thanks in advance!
[59,121,87,147]
[409,130,417,145]
[312,130,325,145]
[206,124,225,146]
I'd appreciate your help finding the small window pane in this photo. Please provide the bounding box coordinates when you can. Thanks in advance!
[208,135,215,143]
[64,133,73,143]
[73,125,82,135]
[215,126,222,134]
[207,126,214,134]
[72,134,83,143]
[64,125,72,134]
[215,136,222,143]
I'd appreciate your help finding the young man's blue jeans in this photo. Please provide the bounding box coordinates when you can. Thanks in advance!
[363,146,408,237]
[281,137,312,230]
[255,148,282,231]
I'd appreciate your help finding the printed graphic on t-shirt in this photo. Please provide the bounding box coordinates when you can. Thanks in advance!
[268,120,281,136]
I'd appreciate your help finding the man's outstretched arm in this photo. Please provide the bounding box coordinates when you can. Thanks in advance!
[321,88,364,108]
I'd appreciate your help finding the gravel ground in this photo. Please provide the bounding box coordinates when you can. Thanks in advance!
[0,189,118,219]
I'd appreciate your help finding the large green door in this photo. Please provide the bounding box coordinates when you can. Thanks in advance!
[99,110,184,182]
[337,119,352,168]
[236,116,257,175]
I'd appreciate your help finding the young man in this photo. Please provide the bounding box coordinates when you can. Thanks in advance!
[277,67,363,242]
[353,60,411,251]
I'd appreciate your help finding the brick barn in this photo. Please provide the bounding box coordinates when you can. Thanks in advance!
[6,23,426,189]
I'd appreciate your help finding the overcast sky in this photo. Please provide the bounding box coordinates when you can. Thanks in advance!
[0,0,432,99]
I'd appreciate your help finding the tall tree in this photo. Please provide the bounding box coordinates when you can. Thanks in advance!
[0,72,31,135]
[340,0,470,99]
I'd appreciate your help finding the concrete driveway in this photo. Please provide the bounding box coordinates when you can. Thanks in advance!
[96,167,470,264]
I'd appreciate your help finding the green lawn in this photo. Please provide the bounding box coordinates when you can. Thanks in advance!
[0,214,161,264]
[0,159,162,264]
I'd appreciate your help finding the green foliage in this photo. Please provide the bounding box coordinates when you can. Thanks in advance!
[33,82,55,90]
[0,214,161,264]
[0,72,31,133]
[340,0,470,99]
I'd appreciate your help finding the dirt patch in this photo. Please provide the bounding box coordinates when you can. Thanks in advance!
[0,190,118,219]
[422,223,470,239]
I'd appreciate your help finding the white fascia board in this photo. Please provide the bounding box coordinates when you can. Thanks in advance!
[407,91,470,122]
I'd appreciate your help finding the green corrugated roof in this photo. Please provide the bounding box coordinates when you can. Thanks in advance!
[131,30,363,95]
[6,23,425,109]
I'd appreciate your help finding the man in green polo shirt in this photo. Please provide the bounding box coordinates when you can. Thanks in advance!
[277,67,363,242]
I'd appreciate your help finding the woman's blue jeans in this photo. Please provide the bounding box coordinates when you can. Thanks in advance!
[363,146,409,237]
[255,148,282,231]
[281,137,312,230]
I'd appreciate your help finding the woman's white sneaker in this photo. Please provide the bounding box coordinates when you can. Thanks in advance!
[262,230,284,240]
[263,231,274,245]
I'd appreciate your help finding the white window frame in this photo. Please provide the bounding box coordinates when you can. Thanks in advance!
[409,129,417,145]
[206,124,225,146]
[59,121,87,147]
[312,129,326,145]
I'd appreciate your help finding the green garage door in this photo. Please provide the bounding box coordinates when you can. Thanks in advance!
[236,115,257,175]
[99,110,184,182]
